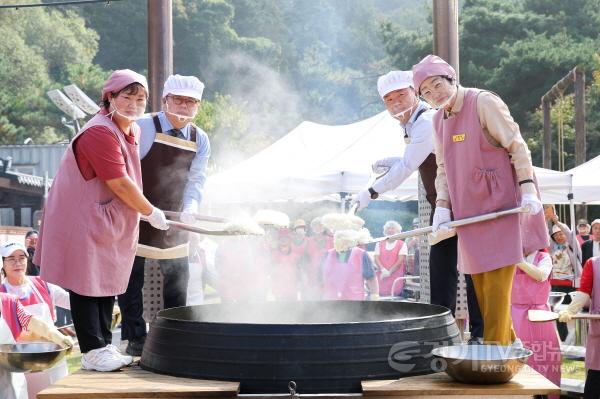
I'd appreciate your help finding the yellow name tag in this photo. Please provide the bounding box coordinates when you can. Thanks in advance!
[452,133,465,142]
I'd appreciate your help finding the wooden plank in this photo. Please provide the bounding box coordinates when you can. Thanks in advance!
[361,366,560,396]
[365,396,532,399]
[38,365,240,398]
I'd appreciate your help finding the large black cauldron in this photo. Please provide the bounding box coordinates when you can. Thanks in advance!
[140,301,460,394]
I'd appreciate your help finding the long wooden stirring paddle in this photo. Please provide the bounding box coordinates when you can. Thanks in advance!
[528,309,600,322]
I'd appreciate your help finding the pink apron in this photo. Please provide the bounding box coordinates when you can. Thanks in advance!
[322,248,365,300]
[35,114,142,297]
[586,258,600,370]
[377,240,406,296]
[511,251,561,392]
[434,89,525,274]
[0,294,22,340]
[304,236,329,299]
[270,250,301,301]
[215,237,268,302]
[0,277,55,321]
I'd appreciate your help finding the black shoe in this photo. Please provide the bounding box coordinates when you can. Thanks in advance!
[125,336,146,356]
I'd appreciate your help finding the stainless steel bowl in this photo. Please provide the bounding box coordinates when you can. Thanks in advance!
[431,344,532,384]
[0,342,71,372]
[548,291,566,311]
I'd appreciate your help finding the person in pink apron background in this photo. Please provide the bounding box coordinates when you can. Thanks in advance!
[303,217,329,299]
[215,236,268,302]
[270,229,301,301]
[511,248,561,397]
[322,231,379,300]
[0,292,72,399]
[290,219,310,299]
[559,256,600,398]
[34,70,169,372]
[374,221,407,297]
[413,55,547,345]
[1,242,71,399]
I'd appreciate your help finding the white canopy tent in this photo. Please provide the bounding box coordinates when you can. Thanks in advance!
[205,111,417,203]
[566,154,600,204]
[205,111,581,205]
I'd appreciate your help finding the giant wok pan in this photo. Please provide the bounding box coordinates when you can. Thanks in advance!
[140,300,460,394]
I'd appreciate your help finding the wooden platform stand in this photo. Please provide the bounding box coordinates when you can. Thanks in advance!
[38,365,560,399]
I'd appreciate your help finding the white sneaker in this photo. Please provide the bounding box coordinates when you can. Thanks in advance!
[81,347,125,372]
[106,344,134,366]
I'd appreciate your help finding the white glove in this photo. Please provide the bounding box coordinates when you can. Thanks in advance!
[432,207,451,232]
[354,189,372,211]
[28,317,74,348]
[380,268,391,279]
[372,157,401,174]
[521,193,542,215]
[558,291,590,322]
[147,207,169,230]
[180,210,197,225]
[516,261,546,282]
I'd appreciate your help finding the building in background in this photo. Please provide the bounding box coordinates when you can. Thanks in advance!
[0,144,65,227]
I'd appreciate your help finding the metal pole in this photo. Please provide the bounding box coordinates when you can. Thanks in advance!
[44,171,49,204]
[542,100,551,169]
[432,0,459,80]
[569,192,580,287]
[148,0,173,112]
[574,67,587,221]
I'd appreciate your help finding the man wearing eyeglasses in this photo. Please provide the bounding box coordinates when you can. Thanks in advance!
[117,74,210,356]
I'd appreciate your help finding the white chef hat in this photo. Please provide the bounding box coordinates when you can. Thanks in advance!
[162,74,205,101]
[377,70,413,98]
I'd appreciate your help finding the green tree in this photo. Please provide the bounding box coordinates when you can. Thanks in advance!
[0,3,101,144]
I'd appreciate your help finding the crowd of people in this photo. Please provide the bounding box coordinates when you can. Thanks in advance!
[213,215,415,303]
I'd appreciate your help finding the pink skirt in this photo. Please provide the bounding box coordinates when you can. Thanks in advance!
[511,303,561,398]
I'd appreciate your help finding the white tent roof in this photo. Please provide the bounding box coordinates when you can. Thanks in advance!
[205,111,578,205]
[205,111,417,203]
[566,154,600,204]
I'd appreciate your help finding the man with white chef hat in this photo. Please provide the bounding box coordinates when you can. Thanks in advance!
[353,70,483,340]
[118,74,211,356]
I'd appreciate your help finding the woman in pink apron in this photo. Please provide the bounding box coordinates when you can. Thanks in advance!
[374,221,407,297]
[270,229,301,301]
[559,257,600,398]
[0,292,72,399]
[511,248,560,397]
[1,242,71,399]
[303,218,330,299]
[322,243,378,301]
[215,236,269,302]
[34,70,169,372]
[413,55,548,345]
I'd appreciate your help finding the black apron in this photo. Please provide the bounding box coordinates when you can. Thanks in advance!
[138,114,197,252]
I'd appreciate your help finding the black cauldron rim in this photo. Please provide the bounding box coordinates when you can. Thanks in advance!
[154,300,454,326]
[142,301,461,394]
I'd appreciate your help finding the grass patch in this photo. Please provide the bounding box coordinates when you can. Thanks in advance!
[562,358,586,380]
[66,351,81,373]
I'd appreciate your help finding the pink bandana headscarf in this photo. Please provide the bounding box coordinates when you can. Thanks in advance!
[412,55,456,94]
[101,69,148,101]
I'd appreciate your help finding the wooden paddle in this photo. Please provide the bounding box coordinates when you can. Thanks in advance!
[528,309,600,322]
[163,210,229,223]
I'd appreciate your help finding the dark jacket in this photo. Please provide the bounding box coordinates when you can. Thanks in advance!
[581,240,596,269]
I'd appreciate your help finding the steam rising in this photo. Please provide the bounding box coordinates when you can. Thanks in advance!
[321,213,365,232]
